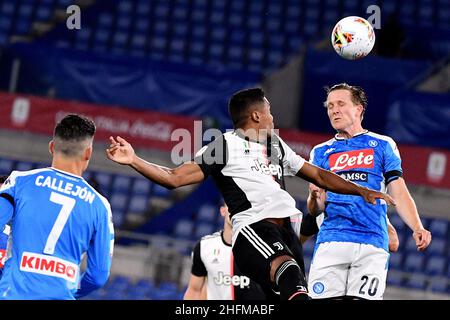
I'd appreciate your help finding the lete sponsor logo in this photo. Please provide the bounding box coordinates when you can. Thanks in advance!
[329,149,374,172]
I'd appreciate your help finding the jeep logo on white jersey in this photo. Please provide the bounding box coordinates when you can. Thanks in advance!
[214,272,250,289]
[251,159,282,179]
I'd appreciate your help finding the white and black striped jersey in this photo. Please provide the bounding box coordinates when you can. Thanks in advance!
[194,131,305,244]
[191,231,263,300]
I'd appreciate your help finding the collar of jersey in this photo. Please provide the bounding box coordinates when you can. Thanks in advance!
[233,129,267,144]
[50,167,84,179]
[220,230,231,247]
[334,129,369,141]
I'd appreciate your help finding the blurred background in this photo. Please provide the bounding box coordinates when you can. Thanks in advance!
[0,0,449,300]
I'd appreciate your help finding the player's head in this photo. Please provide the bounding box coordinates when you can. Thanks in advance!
[50,114,96,163]
[228,87,274,134]
[324,83,367,131]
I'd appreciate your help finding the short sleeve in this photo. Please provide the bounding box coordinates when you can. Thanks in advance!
[278,136,305,176]
[383,138,403,184]
[191,241,207,277]
[193,135,227,178]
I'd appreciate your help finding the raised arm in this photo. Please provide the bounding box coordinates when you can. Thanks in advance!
[297,162,395,206]
[106,136,205,189]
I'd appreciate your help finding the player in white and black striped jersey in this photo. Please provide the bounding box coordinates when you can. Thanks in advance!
[184,204,265,300]
[106,87,395,300]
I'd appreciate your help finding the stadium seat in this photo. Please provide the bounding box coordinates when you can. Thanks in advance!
[152,183,171,198]
[386,270,404,287]
[131,178,152,196]
[427,238,446,256]
[403,273,428,290]
[93,171,113,194]
[194,223,216,239]
[424,256,447,276]
[388,252,403,270]
[112,175,132,192]
[173,219,194,239]
[128,195,149,214]
[196,204,217,223]
[429,277,449,294]
[428,219,448,239]
[15,161,34,171]
[110,193,129,211]
[0,158,15,175]
[404,253,425,273]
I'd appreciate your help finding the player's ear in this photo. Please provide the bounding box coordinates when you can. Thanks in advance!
[250,110,260,123]
[49,140,55,155]
[219,205,227,217]
[84,145,93,161]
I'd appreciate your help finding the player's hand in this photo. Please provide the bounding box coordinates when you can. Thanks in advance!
[388,225,399,253]
[309,184,325,202]
[413,228,432,251]
[106,136,135,165]
[360,188,396,206]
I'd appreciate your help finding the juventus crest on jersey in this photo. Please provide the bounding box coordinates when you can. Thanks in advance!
[194,131,306,244]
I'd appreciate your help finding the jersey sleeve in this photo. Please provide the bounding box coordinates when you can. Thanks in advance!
[278,136,305,176]
[193,135,228,178]
[190,240,207,277]
[0,172,18,230]
[383,137,403,184]
[75,198,114,298]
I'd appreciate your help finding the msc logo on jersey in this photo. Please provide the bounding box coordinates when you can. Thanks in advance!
[329,149,374,172]
[214,272,250,289]
[339,171,368,182]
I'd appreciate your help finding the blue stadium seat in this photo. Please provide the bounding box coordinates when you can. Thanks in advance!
[0,158,15,175]
[386,271,404,287]
[116,16,132,30]
[128,195,149,214]
[110,192,129,211]
[152,183,171,198]
[98,13,113,28]
[194,223,216,239]
[388,252,403,270]
[428,219,448,239]
[196,204,217,223]
[173,219,194,239]
[94,28,110,45]
[15,161,34,171]
[132,178,152,196]
[427,238,446,256]
[36,7,52,21]
[112,209,125,227]
[112,175,132,192]
[1,3,15,16]
[403,273,428,290]
[425,256,447,276]
[18,4,33,18]
[429,277,448,294]
[404,253,425,273]
[94,171,113,193]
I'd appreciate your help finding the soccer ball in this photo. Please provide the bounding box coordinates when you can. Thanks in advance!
[331,16,376,60]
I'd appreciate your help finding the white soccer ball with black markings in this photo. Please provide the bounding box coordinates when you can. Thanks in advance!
[331,16,376,60]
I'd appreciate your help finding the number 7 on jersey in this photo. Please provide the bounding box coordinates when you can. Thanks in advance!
[44,192,76,255]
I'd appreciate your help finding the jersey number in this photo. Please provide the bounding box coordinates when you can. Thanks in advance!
[44,192,76,255]
[359,275,379,296]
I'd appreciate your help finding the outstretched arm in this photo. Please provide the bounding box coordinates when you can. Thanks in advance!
[106,136,205,189]
[387,178,431,251]
[297,162,396,206]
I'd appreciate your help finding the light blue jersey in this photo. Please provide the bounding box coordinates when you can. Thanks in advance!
[310,131,402,251]
[0,167,114,299]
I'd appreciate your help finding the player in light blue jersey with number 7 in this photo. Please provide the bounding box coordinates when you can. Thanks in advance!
[0,114,114,300]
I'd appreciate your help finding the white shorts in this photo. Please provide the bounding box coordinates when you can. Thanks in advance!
[307,242,389,300]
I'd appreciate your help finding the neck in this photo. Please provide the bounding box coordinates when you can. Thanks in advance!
[51,156,85,177]
[336,125,365,139]
[236,125,268,143]
[223,223,232,246]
